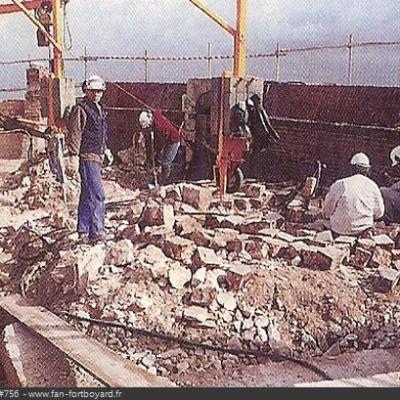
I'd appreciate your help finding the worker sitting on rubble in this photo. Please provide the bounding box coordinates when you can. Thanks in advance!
[323,152,385,237]
[66,75,113,243]
[380,146,400,224]
[138,109,182,185]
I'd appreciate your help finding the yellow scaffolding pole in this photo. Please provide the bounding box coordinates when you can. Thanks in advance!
[188,0,247,77]
[52,0,63,78]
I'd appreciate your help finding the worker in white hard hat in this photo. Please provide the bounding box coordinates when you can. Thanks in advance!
[323,152,384,236]
[379,146,400,224]
[66,74,113,243]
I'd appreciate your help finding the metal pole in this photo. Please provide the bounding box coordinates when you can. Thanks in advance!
[52,0,63,78]
[144,49,148,83]
[84,46,88,81]
[233,0,247,77]
[275,42,280,81]
[347,34,354,85]
[207,42,212,78]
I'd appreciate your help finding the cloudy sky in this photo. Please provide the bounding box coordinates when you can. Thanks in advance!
[0,0,399,96]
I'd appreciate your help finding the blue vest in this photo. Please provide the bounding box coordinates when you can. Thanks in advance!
[79,100,108,155]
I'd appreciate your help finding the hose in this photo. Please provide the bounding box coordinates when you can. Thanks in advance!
[55,310,332,381]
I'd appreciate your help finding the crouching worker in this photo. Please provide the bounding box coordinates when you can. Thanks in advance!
[323,152,384,237]
[138,109,182,185]
[380,146,400,224]
[65,75,113,243]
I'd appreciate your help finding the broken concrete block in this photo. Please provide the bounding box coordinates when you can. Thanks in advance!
[192,267,207,286]
[168,266,192,289]
[244,241,269,260]
[164,185,182,202]
[216,292,237,311]
[140,225,171,247]
[183,306,211,324]
[335,236,357,246]
[347,247,372,269]
[314,230,334,243]
[226,264,253,291]
[120,224,141,242]
[377,267,400,292]
[372,234,395,251]
[181,183,213,211]
[239,220,270,235]
[211,228,239,250]
[276,231,296,243]
[368,247,392,269]
[183,230,213,247]
[264,212,285,228]
[233,197,250,213]
[175,215,202,235]
[226,237,245,254]
[258,228,279,238]
[301,246,347,270]
[105,239,134,266]
[138,200,175,231]
[192,247,222,270]
[263,238,289,258]
[241,182,266,198]
[162,236,195,261]
[205,215,244,231]
[189,287,216,307]
[357,238,376,252]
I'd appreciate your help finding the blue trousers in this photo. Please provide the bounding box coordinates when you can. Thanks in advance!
[77,160,106,238]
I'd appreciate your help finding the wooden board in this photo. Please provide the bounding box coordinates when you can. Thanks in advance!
[0,295,174,387]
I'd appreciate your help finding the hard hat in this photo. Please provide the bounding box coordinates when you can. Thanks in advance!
[86,75,106,91]
[390,146,400,166]
[139,110,153,129]
[350,152,370,168]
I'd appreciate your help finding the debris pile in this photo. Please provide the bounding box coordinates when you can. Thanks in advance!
[1,160,400,385]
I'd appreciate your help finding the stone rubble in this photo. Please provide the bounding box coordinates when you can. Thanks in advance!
[1,157,400,386]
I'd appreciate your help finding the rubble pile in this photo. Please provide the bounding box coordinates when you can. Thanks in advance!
[1,162,400,385]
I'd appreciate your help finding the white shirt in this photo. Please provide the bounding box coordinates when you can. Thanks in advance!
[323,174,385,235]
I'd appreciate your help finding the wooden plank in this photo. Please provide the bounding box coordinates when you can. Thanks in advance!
[0,295,174,387]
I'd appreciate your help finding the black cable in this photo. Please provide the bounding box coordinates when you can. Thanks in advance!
[55,310,332,381]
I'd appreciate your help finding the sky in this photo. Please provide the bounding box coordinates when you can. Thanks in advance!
[0,0,399,97]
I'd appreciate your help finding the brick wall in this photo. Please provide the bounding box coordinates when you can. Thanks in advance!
[0,100,25,118]
[263,83,400,185]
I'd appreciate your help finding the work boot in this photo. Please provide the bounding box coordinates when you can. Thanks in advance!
[88,232,107,244]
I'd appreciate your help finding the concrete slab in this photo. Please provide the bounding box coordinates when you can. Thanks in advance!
[0,295,175,387]
[0,323,76,387]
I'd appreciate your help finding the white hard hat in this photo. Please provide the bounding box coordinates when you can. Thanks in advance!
[350,152,370,168]
[390,146,400,166]
[139,110,153,129]
[86,75,106,91]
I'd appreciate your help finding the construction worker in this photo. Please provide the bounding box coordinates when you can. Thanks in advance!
[323,152,384,236]
[380,145,400,224]
[66,75,113,243]
[138,109,182,185]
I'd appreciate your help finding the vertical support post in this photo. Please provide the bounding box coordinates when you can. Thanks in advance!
[233,0,247,77]
[52,0,63,78]
[275,42,281,81]
[347,34,354,85]
[207,42,212,78]
[144,49,148,83]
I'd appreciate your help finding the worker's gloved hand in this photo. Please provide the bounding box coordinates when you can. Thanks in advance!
[64,155,79,179]
[104,148,114,167]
